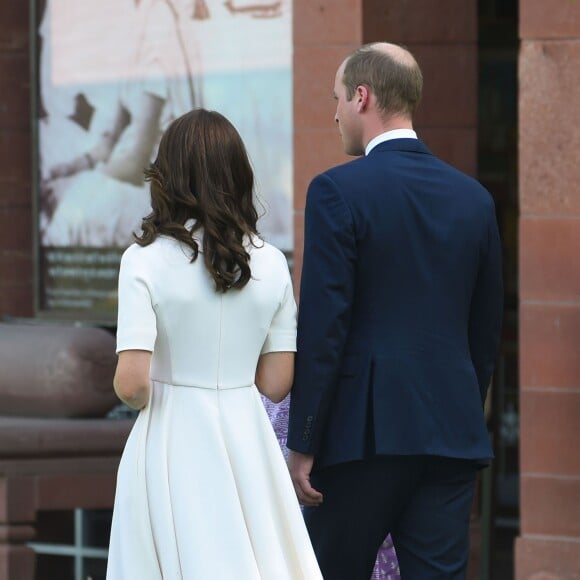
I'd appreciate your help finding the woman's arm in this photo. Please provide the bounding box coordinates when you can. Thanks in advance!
[113,350,152,410]
[255,351,294,404]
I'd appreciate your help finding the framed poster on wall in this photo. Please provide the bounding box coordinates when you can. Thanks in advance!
[31,0,293,323]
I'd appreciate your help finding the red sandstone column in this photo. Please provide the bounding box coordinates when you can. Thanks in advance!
[0,1,34,317]
[517,1,580,578]
[362,0,478,177]
[0,478,36,580]
[292,0,361,292]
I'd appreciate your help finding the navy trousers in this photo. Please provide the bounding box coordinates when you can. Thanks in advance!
[303,456,479,580]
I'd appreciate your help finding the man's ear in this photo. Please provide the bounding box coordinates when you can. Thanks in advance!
[355,85,370,112]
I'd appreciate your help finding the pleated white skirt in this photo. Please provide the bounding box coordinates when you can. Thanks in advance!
[106,380,322,579]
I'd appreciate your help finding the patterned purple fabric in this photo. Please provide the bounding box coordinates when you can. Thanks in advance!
[371,535,401,579]
[261,395,401,579]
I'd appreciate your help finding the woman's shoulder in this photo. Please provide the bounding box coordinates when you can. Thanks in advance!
[121,237,182,266]
[249,237,288,264]
[120,242,143,263]
[248,239,292,287]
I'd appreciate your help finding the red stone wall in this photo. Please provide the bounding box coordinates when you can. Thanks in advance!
[0,2,33,318]
[292,0,361,291]
[516,1,580,578]
[364,0,478,177]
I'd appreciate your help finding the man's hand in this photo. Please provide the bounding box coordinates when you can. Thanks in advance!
[288,450,323,507]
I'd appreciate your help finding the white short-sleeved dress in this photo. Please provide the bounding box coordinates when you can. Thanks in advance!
[106,232,322,580]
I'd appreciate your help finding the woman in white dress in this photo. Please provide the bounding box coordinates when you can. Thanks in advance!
[106,109,322,579]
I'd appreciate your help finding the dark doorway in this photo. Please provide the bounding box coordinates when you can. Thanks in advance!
[478,0,519,578]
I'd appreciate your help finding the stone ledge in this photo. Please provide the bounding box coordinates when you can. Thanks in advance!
[0,417,133,458]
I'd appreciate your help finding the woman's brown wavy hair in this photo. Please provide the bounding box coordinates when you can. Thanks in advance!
[136,109,259,292]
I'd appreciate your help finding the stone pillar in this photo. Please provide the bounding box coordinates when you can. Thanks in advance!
[0,1,34,317]
[517,1,580,578]
[292,0,362,290]
[0,478,36,580]
[363,0,478,177]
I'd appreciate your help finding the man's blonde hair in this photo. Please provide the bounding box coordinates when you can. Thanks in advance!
[342,44,423,117]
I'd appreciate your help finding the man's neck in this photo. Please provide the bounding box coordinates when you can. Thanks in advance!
[365,128,418,156]
[363,115,413,149]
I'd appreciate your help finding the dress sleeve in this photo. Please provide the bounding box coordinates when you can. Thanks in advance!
[261,261,297,354]
[116,247,157,354]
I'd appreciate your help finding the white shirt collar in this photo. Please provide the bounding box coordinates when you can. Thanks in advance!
[365,129,418,156]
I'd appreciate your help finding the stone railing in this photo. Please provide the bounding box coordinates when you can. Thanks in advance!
[0,322,131,580]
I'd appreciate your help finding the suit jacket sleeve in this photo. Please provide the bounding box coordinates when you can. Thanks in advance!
[287,172,356,455]
[468,199,503,405]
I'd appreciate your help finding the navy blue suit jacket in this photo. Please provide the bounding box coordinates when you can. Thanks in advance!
[287,139,503,468]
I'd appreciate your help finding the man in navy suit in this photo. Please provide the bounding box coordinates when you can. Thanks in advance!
[287,42,503,579]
